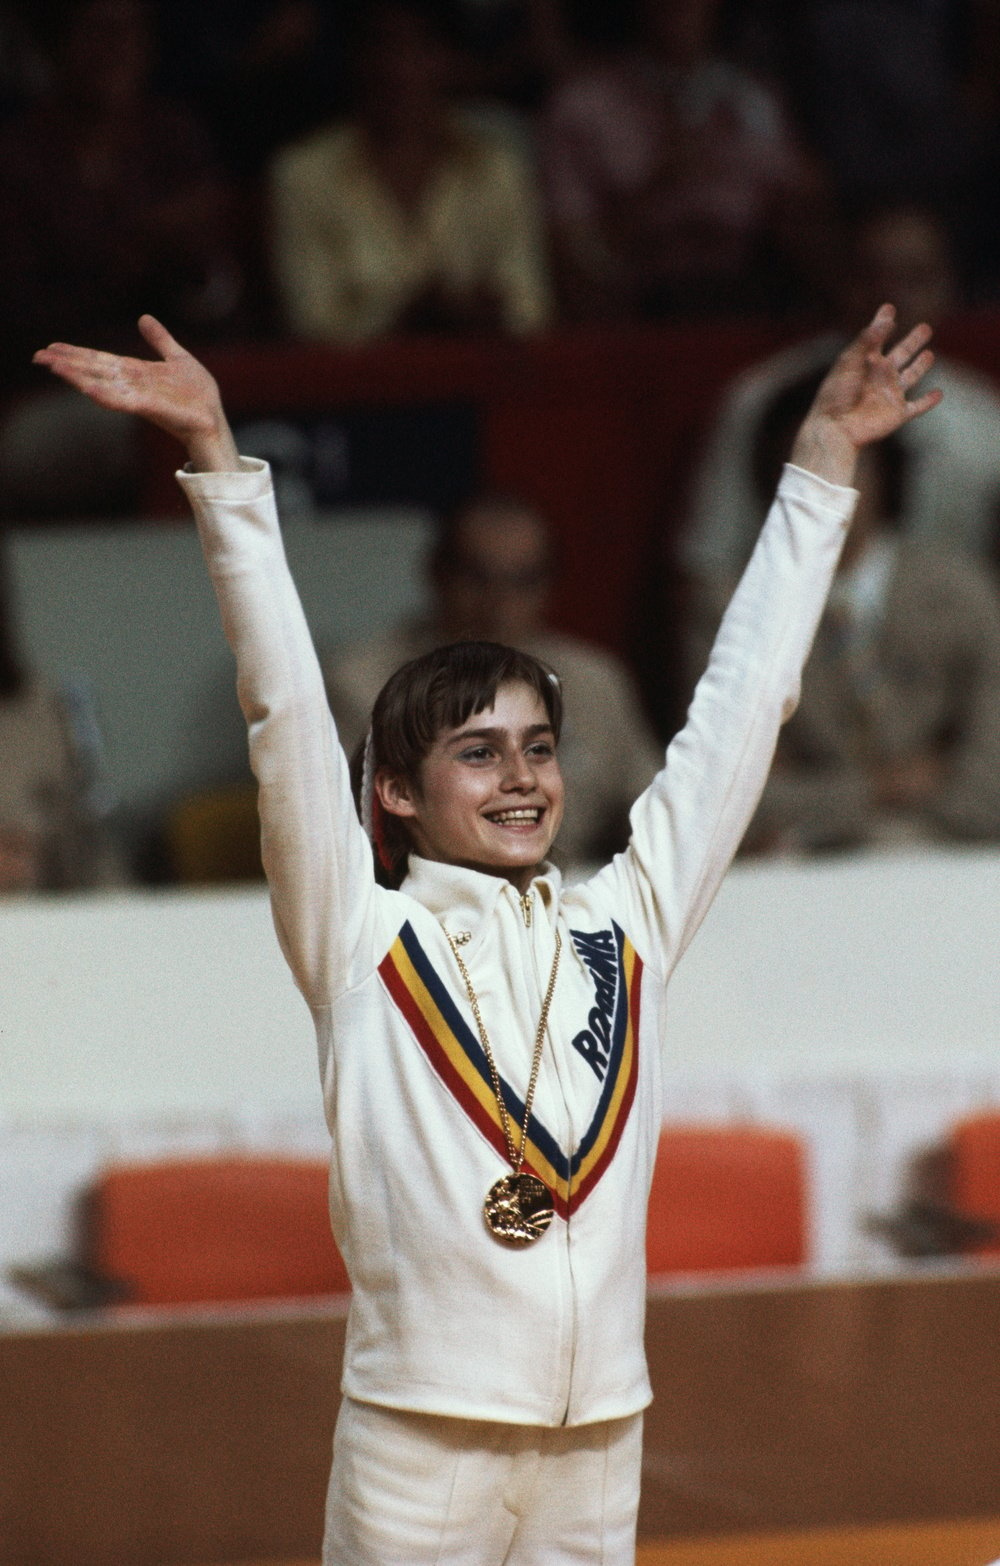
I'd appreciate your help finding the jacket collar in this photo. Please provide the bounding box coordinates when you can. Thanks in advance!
[401,855,562,942]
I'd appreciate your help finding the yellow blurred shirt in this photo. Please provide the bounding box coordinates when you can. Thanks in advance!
[268,117,553,343]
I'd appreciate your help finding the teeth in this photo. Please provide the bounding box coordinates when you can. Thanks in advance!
[489,809,540,824]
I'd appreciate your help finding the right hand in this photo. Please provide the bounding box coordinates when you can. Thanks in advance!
[33,314,240,471]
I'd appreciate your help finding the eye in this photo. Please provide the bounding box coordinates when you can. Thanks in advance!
[527,740,556,759]
[458,744,494,763]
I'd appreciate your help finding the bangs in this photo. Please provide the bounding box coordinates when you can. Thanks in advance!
[374,640,562,777]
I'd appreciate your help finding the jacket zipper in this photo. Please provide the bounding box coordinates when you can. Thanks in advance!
[519,879,577,1420]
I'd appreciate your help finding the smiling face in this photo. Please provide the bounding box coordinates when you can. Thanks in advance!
[376,681,564,891]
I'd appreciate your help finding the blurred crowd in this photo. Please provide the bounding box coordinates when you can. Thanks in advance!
[0,0,999,373]
[6,0,1000,888]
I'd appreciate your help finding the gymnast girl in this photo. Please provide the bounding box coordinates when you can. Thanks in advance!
[35,305,940,1564]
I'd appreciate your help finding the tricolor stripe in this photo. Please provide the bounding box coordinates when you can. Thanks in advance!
[567,928,641,1207]
[378,921,641,1219]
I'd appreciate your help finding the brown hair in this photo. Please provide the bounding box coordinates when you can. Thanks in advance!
[351,640,562,887]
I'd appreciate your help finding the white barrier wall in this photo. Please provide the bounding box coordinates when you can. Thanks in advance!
[2,886,315,1121]
[7,505,432,857]
[2,847,1000,1311]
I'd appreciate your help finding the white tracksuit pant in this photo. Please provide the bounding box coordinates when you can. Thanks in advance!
[324,1398,643,1565]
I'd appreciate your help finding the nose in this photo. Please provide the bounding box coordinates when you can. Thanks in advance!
[500,746,534,791]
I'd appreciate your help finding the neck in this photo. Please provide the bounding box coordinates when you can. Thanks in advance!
[508,867,538,895]
[411,852,543,895]
[465,859,540,895]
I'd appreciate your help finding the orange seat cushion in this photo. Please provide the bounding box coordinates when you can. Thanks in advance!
[646,1125,806,1276]
[89,1155,350,1305]
[950,1113,1000,1256]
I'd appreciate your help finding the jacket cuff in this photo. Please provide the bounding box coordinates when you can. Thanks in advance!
[780,461,858,517]
[175,456,271,503]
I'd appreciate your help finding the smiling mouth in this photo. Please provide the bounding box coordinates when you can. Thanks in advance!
[485,808,543,826]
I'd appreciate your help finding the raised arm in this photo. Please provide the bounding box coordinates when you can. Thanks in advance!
[595,305,942,976]
[35,316,380,1010]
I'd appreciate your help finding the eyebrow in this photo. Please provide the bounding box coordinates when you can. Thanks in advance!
[447,722,555,746]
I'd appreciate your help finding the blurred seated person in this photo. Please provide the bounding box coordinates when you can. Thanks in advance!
[537,0,831,321]
[0,0,249,517]
[0,536,125,890]
[679,202,1000,623]
[266,0,553,343]
[724,2,1000,306]
[324,492,662,870]
[725,371,1000,853]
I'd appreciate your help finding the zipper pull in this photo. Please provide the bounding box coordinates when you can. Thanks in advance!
[520,891,532,928]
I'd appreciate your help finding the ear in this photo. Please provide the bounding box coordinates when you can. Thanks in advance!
[376,768,419,820]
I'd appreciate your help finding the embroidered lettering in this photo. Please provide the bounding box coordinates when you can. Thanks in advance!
[570,928,620,1080]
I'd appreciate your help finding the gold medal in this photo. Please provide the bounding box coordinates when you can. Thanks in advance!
[484,1172,555,1246]
[447,926,562,1251]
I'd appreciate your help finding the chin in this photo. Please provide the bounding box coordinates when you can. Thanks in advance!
[502,842,554,874]
[473,841,551,878]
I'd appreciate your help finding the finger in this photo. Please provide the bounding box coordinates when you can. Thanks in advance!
[899,347,935,390]
[32,352,101,394]
[138,313,187,359]
[864,344,936,393]
[33,341,89,367]
[887,320,934,369]
[901,386,944,421]
[34,342,123,376]
[35,357,133,409]
[859,302,897,348]
[33,343,139,406]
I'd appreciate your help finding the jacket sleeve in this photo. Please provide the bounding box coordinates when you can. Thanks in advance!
[586,463,856,978]
[177,459,379,1007]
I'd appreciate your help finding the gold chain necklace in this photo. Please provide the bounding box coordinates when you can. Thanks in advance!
[446,926,562,1247]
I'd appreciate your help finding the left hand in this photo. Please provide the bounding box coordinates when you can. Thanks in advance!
[790,304,943,486]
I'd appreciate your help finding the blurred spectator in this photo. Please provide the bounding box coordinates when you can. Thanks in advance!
[0,0,250,517]
[0,532,126,890]
[537,0,831,321]
[678,203,1000,633]
[720,0,1000,302]
[324,491,662,870]
[266,0,553,344]
[152,1,345,178]
[0,0,247,368]
[736,373,1000,853]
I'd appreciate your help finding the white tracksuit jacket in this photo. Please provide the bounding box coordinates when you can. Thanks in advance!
[178,458,855,1429]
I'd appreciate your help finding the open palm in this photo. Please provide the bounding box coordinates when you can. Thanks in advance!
[812,306,942,448]
[33,315,232,455]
